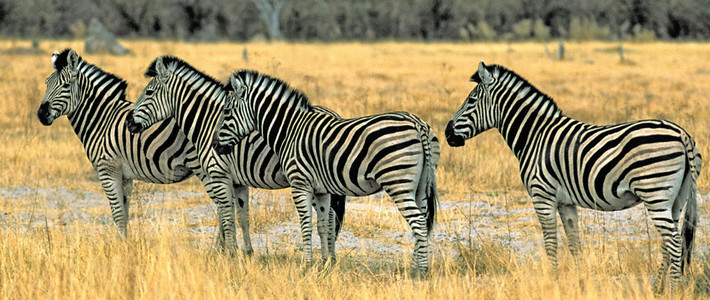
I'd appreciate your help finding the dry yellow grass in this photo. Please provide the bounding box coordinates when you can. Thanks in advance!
[1,40,709,299]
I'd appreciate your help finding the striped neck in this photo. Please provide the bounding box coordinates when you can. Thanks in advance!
[239,71,312,155]
[493,69,563,159]
[170,66,227,154]
[66,61,128,145]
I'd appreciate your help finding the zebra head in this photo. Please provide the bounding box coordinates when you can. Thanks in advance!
[445,61,499,147]
[126,56,174,133]
[213,72,253,154]
[38,49,81,126]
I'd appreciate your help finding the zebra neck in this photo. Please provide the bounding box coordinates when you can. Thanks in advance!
[175,88,225,154]
[253,95,311,156]
[66,65,128,148]
[497,89,564,159]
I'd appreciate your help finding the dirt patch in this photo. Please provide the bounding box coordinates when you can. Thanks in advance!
[1,187,708,260]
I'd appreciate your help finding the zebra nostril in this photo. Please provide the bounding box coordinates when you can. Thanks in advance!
[37,103,54,126]
[125,111,144,133]
[444,121,465,147]
[213,142,234,155]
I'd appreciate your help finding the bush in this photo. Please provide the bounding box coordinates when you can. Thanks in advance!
[631,25,656,42]
[569,17,611,40]
[511,19,532,40]
[533,19,550,40]
[475,21,497,40]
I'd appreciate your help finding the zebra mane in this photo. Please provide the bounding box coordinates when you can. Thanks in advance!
[145,56,228,93]
[53,48,82,73]
[233,69,313,110]
[56,48,128,99]
[487,64,563,115]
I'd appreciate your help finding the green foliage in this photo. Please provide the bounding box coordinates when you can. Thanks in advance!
[532,19,550,41]
[511,19,533,40]
[569,17,611,41]
[475,21,497,41]
[631,25,656,42]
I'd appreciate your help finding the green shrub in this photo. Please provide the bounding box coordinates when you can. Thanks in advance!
[533,19,551,41]
[569,17,611,40]
[631,25,656,42]
[512,19,533,40]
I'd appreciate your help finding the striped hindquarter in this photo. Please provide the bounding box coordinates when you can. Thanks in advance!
[218,70,439,272]
[446,61,700,290]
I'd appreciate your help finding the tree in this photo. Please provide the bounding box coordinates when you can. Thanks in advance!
[251,0,287,40]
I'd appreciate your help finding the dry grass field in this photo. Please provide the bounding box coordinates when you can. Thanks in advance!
[1,40,710,299]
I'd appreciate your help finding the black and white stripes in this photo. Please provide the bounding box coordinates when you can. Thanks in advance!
[126,56,346,254]
[446,61,700,289]
[213,70,440,272]
[38,49,200,237]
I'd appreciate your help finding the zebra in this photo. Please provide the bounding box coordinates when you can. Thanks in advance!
[212,70,441,273]
[37,49,205,238]
[445,61,700,289]
[124,56,347,255]
[37,49,345,254]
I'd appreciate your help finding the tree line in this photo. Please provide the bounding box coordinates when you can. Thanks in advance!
[1,0,709,41]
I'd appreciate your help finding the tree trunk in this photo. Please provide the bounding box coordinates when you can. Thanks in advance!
[251,0,285,40]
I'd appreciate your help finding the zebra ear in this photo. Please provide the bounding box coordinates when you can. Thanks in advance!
[224,91,235,110]
[473,61,494,85]
[67,49,80,79]
[155,56,172,83]
[230,74,245,100]
[51,51,60,70]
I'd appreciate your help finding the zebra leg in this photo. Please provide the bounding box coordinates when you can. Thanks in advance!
[644,203,682,291]
[196,174,225,248]
[533,196,559,277]
[215,214,226,249]
[330,194,347,249]
[234,185,254,255]
[327,206,337,260]
[315,193,334,262]
[97,164,129,237]
[122,178,133,223]
[558,204,582,258]
[292,188,315,265]
[206,179,239,254]
[386,187,429,274]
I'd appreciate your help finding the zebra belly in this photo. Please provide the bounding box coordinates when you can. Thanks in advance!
[574,191,642,211]
[120,160,193,184]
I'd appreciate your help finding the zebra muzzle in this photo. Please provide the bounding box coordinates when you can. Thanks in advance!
[37,102,55,126]
[445,121,465,147]
[212,139,234,155]
[125,111,145,133]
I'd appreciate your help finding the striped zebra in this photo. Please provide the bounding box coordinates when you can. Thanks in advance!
[213,70,440,272]
[124,56,347,255]
[445,61,701,289]
[37,49,345,254]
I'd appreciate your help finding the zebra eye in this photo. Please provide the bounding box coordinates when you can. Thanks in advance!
[62,83,70,88]
[145,90,154,96]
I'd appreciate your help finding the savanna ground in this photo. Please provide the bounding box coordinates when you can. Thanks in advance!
[1,40,710,299]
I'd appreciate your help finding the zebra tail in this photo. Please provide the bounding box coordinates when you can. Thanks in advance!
[680,130,701,274]
[418,123,438,237]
